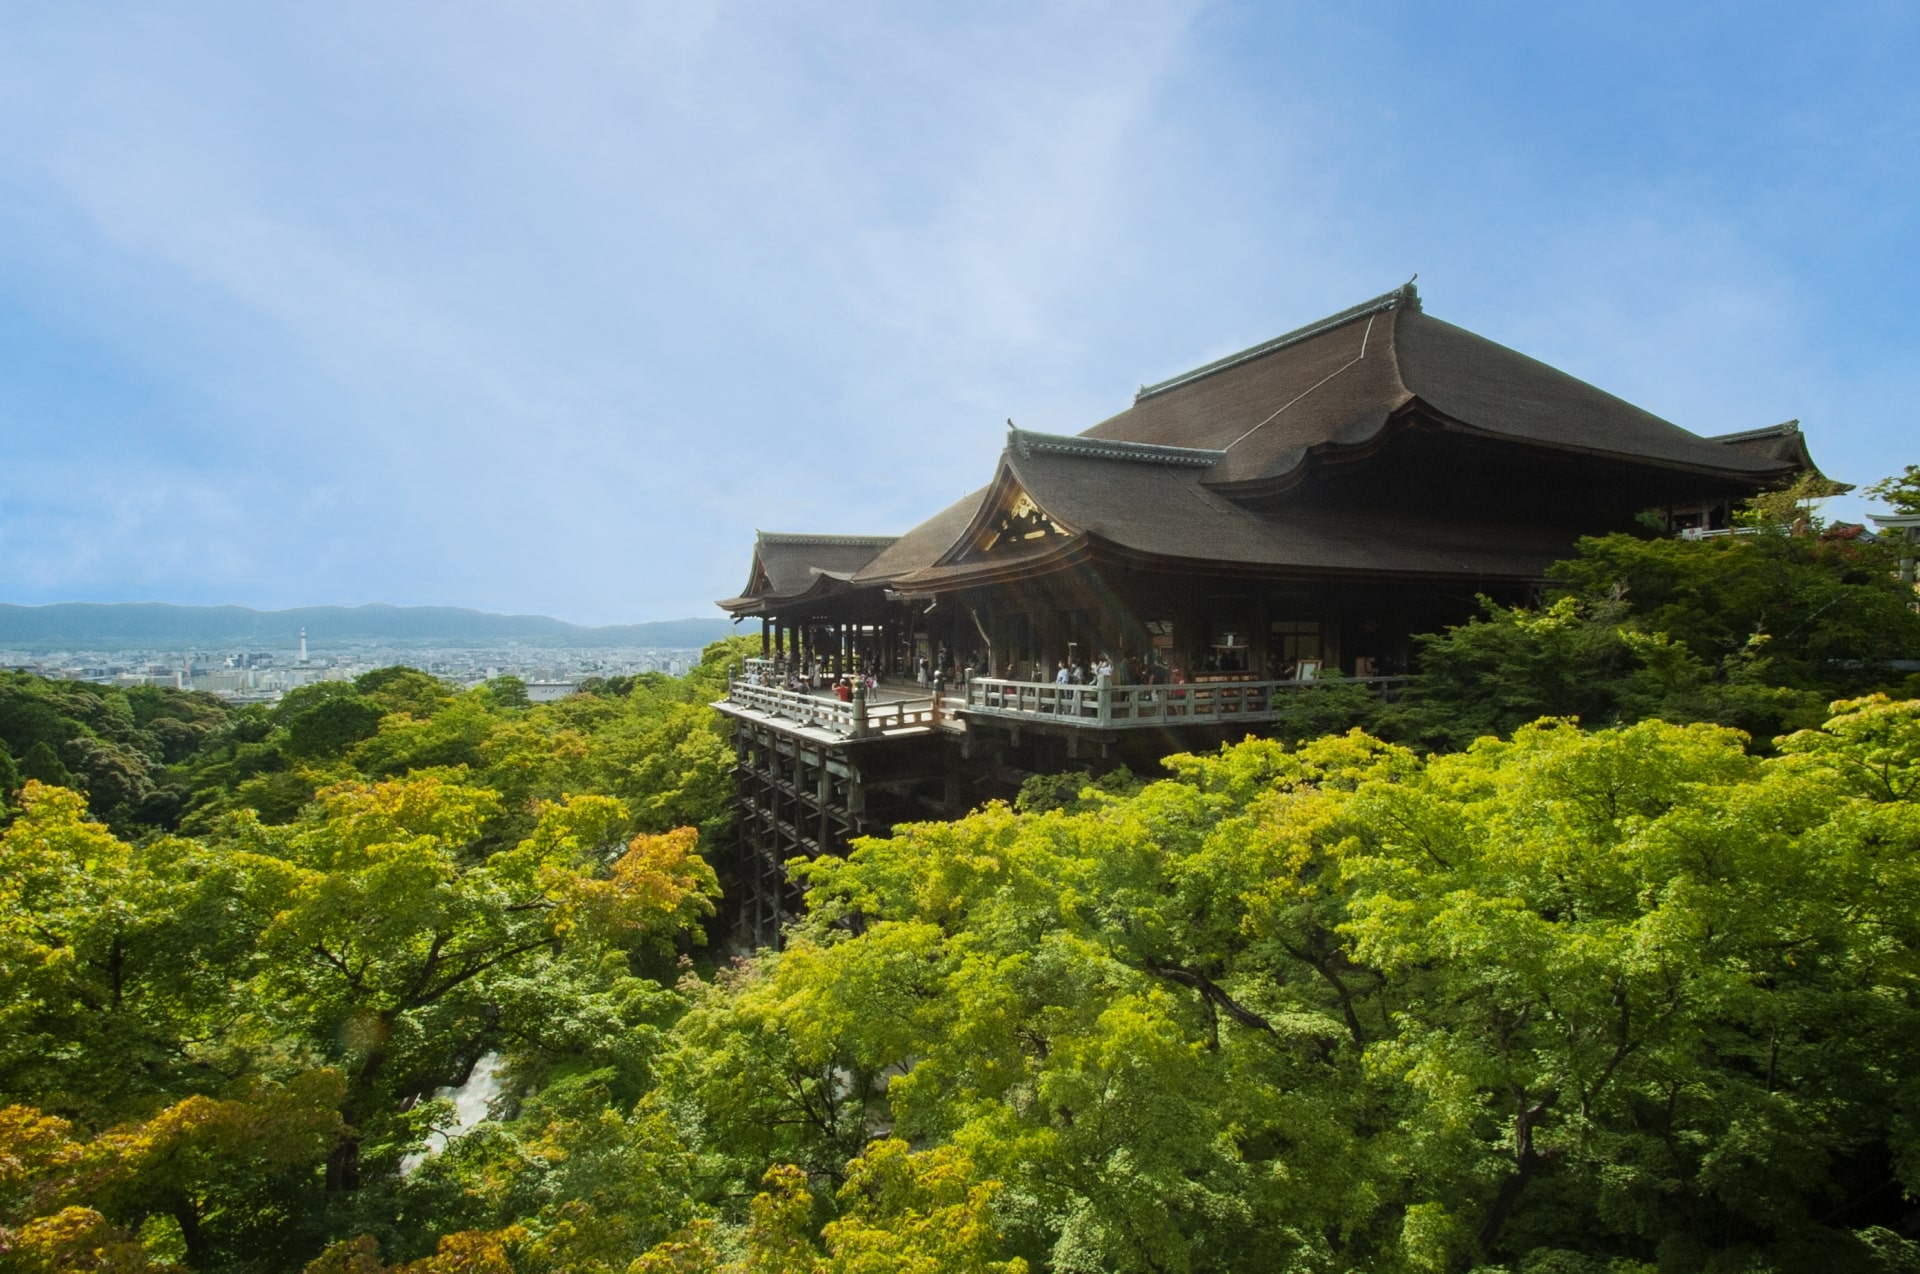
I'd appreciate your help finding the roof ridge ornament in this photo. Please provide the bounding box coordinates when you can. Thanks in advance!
[1133,283,1413,402]
[1707,419,1801,443]
[756,532,900,546]
[1007,427,1224,468]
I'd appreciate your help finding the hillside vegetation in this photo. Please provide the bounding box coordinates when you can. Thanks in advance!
[3,514,1920,1274]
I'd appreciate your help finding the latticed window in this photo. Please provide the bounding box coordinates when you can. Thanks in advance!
[1270,619,1321,663]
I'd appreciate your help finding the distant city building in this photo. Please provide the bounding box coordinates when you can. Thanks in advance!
[20,641,710,705]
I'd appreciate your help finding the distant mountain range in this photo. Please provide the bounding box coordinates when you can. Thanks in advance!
[0,603,737,651]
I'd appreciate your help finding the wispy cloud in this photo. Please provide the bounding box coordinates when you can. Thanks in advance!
[0,2,1913,621]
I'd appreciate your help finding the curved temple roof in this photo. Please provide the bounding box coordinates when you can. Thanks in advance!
[1083,282,1796,492]
[721,285,1824,607]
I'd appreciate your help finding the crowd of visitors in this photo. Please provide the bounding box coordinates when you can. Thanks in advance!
[745,639,1352,702]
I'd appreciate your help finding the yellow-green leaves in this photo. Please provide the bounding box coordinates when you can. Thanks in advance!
[555,825,720,947]
[818,1139,1027,1274]
[1777,693,1920,803]
[669,698,1920,1269]
[0,1075,345,1271]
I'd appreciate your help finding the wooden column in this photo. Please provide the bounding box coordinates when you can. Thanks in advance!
[817,751,832,851]
[760,617,770,659]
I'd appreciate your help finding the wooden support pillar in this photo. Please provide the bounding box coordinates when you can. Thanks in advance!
[767,743,784,942]
[760,617,770,659]
[817,751,832,852]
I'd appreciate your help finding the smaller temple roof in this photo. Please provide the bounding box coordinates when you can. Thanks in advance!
[880,439,1587,593]
[716,532,898,614]
[1705,419,1839,483]
[852,490,989,585]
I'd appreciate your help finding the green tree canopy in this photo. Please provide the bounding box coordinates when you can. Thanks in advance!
[1381,528,1920,750]
[13,636,1920,1271]
[1865,464,1920,516]
[652,700,1920,1271]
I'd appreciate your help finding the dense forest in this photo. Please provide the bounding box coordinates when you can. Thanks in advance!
[4,487,1920,1273]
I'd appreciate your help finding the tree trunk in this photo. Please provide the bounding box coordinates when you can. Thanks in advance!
[1477,1089,1558,1256]
[171,1198,209,1265]
[326,1013,395,1193]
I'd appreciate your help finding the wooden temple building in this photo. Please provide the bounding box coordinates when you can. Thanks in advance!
[712,282,1823,943]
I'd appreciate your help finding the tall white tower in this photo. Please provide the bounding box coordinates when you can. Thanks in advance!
[299,628,309,665]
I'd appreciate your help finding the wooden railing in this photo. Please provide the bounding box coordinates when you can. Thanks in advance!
[726,672,1409,737]
[963,674,1410,730]
[723,678,942,738]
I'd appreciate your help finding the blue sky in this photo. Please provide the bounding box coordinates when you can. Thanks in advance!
[0,2,1914,625]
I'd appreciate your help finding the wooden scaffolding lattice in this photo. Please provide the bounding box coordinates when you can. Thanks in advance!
[729,721,868,949]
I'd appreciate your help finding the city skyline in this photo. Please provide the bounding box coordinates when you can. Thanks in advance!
[2,634,711,704]
[2,3,1915,624]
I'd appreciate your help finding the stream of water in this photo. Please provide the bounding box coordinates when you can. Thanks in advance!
[399,1051,505,1174]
